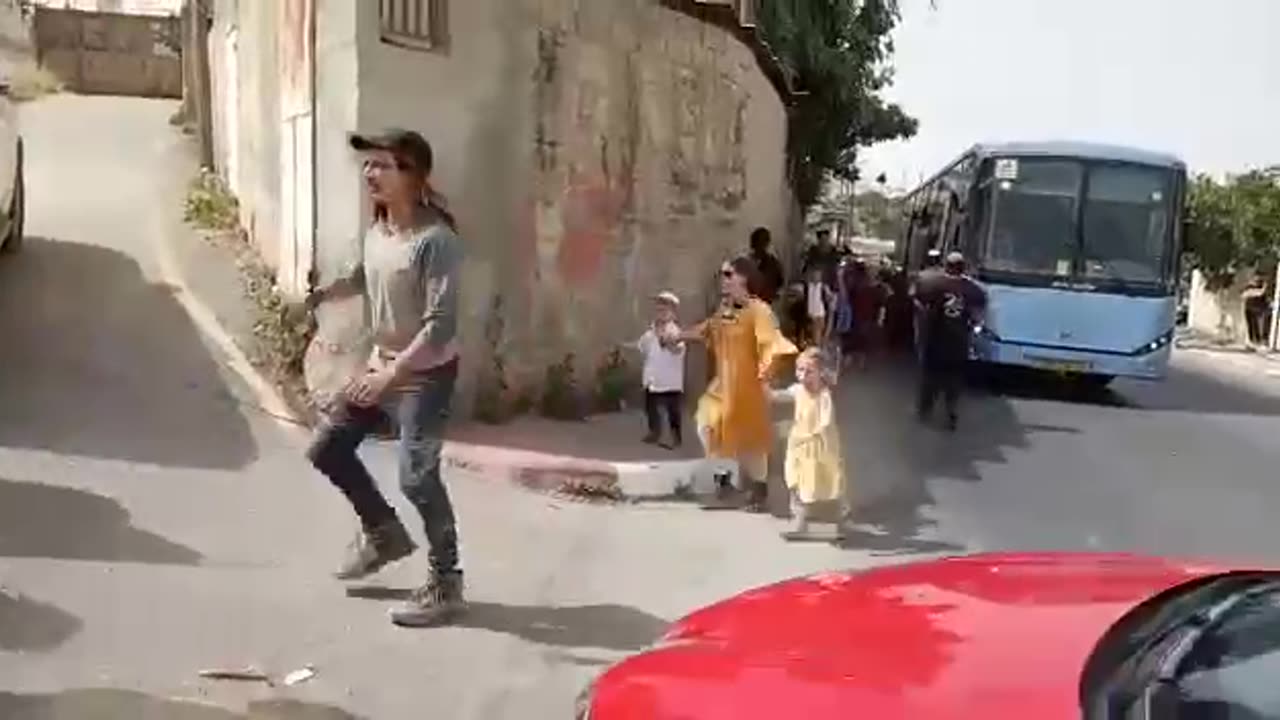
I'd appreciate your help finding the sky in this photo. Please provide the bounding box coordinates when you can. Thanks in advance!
[858,0,1280,191]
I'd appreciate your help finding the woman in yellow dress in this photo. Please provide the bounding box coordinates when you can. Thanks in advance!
[774,347,847,538]
[682,256,798,511]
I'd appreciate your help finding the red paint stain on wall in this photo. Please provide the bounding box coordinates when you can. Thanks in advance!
[558,170,627,287]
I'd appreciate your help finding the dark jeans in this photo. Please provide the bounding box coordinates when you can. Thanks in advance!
[1246,306,1270,345]
[917,358,963,421]
[644,390,683,443]
[307,359,460,574]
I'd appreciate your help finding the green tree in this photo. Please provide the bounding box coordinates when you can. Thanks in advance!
[853,188,905,239]
[1186,171,1280,289]
[758,0,918,208]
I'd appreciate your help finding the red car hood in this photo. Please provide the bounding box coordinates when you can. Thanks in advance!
[589,552,1234,720]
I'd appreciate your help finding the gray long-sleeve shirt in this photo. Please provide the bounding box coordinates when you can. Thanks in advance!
[361,217,461,371]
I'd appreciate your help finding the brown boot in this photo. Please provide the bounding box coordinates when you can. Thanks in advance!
[334,520,417,580]
[390,571,466,627]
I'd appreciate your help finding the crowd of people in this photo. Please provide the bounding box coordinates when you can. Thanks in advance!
[301,126,986,629]
[628,225,986,536]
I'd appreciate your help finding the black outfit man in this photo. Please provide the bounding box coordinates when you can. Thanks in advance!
[914,252,987,431]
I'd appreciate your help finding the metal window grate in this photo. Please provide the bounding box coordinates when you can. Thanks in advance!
[379,0,446,51]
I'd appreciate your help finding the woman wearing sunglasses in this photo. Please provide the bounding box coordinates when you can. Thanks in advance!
[682,256,797,511]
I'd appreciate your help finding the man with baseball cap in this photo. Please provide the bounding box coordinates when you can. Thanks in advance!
[913,251,987,431]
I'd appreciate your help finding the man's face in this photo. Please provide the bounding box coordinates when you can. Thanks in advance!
[361,148,417,205]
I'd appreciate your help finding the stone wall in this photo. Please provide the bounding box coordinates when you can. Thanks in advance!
[1188,269,1249,342]
[312,0,798,417]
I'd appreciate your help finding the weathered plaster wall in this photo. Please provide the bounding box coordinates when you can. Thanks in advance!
[302,0,367,399]
[1188,269,1249,342]
[327,0,796,416]
[207,0,283,272]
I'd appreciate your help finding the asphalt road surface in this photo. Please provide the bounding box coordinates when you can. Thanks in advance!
[3,95,1280,719]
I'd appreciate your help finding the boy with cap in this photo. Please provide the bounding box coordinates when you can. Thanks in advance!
[633,291,686,449]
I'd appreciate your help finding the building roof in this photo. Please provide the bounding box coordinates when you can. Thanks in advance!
[658,0,795,104]
[971,141,1186,169]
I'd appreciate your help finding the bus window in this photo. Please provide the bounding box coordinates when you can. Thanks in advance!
[1081,164,1174,286]
[986,160,1082,277]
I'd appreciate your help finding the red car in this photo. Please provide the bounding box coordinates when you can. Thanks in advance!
[576,552,1280,720]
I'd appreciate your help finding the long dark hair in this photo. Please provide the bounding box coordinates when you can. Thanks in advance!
[370,154,458,232]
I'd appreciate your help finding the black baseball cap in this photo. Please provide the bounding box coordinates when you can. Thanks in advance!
[349,128,434,173]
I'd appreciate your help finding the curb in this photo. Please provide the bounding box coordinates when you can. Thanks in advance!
[153,136,733,502]
[443,442,739,501]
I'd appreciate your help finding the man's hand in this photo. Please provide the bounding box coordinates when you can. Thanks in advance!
[303,287,325,312]
[346,367,396,407]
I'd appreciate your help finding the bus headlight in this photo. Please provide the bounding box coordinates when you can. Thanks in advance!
[1132,330,1174,356]
[973,324,1001,341]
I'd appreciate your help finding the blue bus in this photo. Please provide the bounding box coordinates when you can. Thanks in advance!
[899,141,1187,384]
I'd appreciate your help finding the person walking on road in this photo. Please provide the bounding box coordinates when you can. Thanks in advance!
[1243,276,1271,347]
[682,256,797,511]
[749,227,786,306]
[915,252,987,432]
[773,347,847,540]
[911,248,945,360]
[305,129,466,628]
[802,229,841,289]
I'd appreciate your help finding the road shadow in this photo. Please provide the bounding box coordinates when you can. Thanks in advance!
[345,587,666,650]
[0,237,258,469]
[795,357,1071,557]
[0,477,202,564]
[976,362,1280,417]
[0,689,364,719]
[0,589,82,652]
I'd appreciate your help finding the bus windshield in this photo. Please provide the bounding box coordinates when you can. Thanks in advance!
[1081,164,1172,285]
[982,158,1177,289]
[985,159,1082,277]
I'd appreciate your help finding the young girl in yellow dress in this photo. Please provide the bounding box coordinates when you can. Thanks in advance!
[775,347,848,538]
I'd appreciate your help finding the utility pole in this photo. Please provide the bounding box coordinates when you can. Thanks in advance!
[1271,168,1280,352]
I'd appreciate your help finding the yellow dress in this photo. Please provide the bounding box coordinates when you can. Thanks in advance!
[694,298,797,464]
[783,384,846,504]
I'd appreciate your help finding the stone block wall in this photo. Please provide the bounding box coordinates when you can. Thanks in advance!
[312,0,798,418]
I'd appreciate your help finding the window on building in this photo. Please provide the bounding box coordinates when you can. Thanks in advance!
[379,0,447,52]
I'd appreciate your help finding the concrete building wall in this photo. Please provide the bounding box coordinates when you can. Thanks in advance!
[339,0,796,415]
[31,0,181,14]
[207,0,286,277]
[1188,269,1249,342]
[302,0,369,399]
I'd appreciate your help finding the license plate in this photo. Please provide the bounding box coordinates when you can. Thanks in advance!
[1025,355,1091,373]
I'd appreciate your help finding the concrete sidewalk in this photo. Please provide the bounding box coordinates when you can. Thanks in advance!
[444,412,743,501]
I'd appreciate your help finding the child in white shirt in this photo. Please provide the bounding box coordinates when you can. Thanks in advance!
[805,268,835,349]
[633,291,686,449]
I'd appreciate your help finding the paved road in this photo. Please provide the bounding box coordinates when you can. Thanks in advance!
[841,346,1280,564]
[4,94,1280,719]
[0,96,856,719]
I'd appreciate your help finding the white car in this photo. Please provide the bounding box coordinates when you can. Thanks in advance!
[0,73,23,254]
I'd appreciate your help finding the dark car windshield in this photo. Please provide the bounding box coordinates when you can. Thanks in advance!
[1082,573,1280,720]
